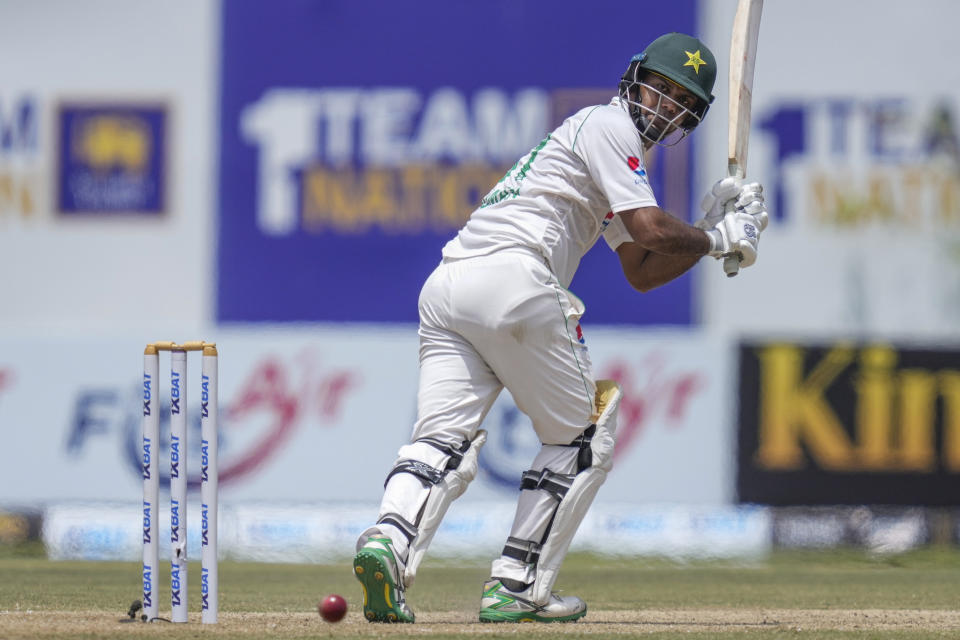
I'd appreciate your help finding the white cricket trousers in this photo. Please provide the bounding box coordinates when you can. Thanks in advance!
[376,247,599,578]
[414,247,597,448]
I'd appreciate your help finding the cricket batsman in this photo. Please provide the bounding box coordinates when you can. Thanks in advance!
[352,32,768,623]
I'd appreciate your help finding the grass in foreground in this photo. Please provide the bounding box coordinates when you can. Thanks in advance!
[2,544,960,639]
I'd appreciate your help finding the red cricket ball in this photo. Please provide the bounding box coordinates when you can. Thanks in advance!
[319,594,348,622]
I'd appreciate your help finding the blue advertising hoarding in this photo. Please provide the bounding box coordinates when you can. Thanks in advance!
[218,0,698,323]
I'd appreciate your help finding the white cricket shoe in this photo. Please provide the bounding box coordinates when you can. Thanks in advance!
[478,579,586,623]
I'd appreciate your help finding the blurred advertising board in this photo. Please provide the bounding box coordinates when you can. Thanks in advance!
[737,342,960,505]
[771,506,929,553]
[216,0,698,324]
[699,1,960,339]
[0,1,215,332]
[0,327,731,507]
[41,501,770,562]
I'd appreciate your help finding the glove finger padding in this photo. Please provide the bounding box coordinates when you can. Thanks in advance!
[700,176,743,213]
[730,181,768,235]
[748,208,769,232]
[734,182,763,208]
[737,199,769,231]
[698,176,743,230]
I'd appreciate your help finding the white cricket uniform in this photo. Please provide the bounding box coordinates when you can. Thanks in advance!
[374,97,656,584]
[413,96,656,447]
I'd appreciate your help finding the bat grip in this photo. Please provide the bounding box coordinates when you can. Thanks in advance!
[723,254,740,277]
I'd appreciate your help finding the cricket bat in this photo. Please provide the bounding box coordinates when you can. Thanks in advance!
[723,0,764,277]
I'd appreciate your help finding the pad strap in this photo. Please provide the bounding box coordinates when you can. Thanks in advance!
[519,469,575,501]
[501,536,542,564]
[568,424,596,472]
[384,459,444,488]
[416,436,471,470]
[382,436,473,488]
[376,512,418,543]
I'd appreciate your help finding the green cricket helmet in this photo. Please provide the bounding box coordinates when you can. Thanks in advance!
[619,32,717,146]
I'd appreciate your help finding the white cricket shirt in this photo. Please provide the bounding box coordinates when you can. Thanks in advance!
[442,96,658,287]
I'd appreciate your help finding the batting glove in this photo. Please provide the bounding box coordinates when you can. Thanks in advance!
[732,182,768,232]
[695,176,742,230]
[705,211,760,268]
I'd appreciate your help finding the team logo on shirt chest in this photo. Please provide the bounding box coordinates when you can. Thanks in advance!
[626,156,648,185]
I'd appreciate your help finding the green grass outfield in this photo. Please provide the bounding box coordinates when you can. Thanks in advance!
[2,543,960,639]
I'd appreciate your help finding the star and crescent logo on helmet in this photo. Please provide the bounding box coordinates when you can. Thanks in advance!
[683,50,706,74]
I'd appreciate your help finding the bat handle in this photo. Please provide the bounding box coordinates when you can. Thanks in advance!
[723,254,741,277]
[722,197,741,277]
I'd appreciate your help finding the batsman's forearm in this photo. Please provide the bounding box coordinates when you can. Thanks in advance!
[633,252,701,291]
[615,242,700,292]
[620,207,712,256]
[644,224,712,256]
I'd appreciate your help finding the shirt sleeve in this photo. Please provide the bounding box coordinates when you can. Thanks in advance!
[602,211,634,251]
[573,106,658,214]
